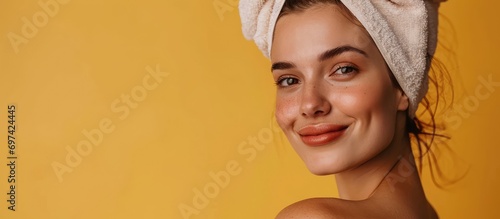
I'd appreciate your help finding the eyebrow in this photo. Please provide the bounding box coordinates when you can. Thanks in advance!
[318,45,368,62]
[271,45,368,72]
[271,62,296,72]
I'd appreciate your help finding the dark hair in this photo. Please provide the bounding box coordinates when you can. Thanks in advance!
[278,0,458,187]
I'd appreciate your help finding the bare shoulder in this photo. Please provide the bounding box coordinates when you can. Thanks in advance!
[276,198,333,219]
[276,198,365,219]
[275,197,438,219]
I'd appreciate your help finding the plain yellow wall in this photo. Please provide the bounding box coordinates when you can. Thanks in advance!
[0,0,498,218]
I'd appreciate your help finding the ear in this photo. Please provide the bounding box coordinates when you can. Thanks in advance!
[396,89,409,111]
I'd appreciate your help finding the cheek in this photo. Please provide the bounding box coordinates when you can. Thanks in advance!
[332,88,366,115]
[275,94,299,130]
[334,80,395,118]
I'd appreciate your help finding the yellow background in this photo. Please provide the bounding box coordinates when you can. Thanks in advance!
[0,0,498,218]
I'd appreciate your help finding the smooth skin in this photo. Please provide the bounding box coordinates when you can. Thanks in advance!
[271,3,438,218]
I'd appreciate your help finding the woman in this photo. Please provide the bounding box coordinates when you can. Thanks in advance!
[239,0,448,218]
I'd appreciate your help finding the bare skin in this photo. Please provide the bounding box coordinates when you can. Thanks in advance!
[276,146,439,218]
[271,3,438,218]
[276,111,438,218]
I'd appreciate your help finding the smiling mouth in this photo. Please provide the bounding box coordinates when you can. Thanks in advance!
[298,124,349,147]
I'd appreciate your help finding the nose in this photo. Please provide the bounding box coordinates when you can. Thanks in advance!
[300,83,331,118]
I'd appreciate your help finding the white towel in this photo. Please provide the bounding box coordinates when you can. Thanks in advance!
[239,0,444,118]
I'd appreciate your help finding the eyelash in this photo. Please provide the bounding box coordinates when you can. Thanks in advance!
[274,64,359,87]
[275,77,299,87]
[332,64,358,76]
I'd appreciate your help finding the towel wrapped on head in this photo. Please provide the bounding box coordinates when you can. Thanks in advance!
[239,0,445,118]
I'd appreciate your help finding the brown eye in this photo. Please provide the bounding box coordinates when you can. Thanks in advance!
[276,77,299,87]
[334,66,357,75]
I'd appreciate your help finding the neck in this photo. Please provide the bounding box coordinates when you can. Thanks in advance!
[335,119,412,200]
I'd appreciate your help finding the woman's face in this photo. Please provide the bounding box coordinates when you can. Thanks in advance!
[271,4,409,175]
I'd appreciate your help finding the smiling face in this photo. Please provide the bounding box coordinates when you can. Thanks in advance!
[271,3,409,175]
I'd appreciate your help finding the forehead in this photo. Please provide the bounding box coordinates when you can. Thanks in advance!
[271,4,374,62]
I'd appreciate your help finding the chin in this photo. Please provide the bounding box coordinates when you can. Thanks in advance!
[303,157,346,176]
[308,167,333,176]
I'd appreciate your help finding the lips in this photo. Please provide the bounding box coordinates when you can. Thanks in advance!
[298,124,348,146]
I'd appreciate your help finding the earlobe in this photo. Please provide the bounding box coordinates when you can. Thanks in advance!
[397,91,409,111]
